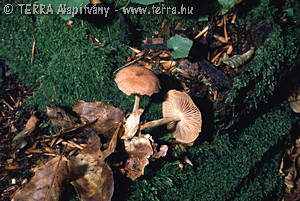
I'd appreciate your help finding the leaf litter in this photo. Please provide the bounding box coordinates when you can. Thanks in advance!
[12,155,68,201]
[12,114,39,150]
[68,124,120,201]
[3,97,172,200]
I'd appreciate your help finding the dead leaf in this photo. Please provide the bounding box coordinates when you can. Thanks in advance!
[174,23,185,31]
[280,137,300,198]
[73,101,125,137]
[12,114,38,150]
[68,124,120,201]
[12,156,68,201]
[46,106,80,130]
[122,134,153,180]
[73,101,124,123]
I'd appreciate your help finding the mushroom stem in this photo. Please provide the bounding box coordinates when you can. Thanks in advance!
[132,95,140,114]
[140,117,181,130]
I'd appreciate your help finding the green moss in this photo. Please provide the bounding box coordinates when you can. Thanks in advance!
[0,1,162,121]
[129,108,292,201]
[233,153,284,201]
[226,0,300,110]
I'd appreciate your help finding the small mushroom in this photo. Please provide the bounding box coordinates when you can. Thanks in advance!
[141,90,202,144]
[115,65,161,113]
[288,88,300,113]
[115,65,161,139]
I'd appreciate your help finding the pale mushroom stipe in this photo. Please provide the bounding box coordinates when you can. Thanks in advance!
[114,65,161,139]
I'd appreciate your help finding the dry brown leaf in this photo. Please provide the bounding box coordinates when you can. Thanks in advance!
[174,23,184,31]
[22,114,38,134]
[68,124,120,201]
[12,156,68,201]
[46,106,80,130]
[12,114,38,150]
[73,101,125,137]
[122,134,153,180]
[47,102,124,137]
[159,52,170,58]
[280,137,300,199]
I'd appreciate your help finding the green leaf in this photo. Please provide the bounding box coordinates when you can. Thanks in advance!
[37,0,89,20]
[131,0,164,6]
[218,0,238,14]
[167,34,193,59]
[198,14,209,22]
[285,8,294,17]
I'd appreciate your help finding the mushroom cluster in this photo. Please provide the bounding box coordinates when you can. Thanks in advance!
[115,65,202,144]
[114,65,202,180]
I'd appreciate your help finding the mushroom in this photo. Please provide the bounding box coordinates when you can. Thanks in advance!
[115,65,161,113]
[288,88,300,113]
[114,65,161,139]
[122,134,154,180]
[141,89,202,144]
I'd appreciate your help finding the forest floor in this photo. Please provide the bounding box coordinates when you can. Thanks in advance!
[0,1,299,201]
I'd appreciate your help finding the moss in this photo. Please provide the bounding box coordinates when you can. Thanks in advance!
[129,108,292,201]
[0,1,163,121]
[226,0,300,111]
[233,153,284,201]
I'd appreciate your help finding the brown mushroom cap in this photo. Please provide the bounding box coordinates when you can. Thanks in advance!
[163,90,202,144]
[114,65,161,96]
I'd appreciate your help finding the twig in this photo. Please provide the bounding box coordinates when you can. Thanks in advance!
[194,26,209,39]
[31,36,36,64]
[211,50,224,63]
[113,56,143,74]
[223,15,228,42]
[0,99,14,110]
